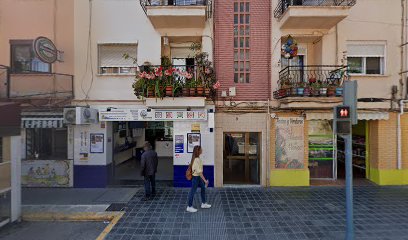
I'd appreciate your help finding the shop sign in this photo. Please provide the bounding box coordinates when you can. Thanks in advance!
[99,109,140,121]
[154,110,207,121]
[275,117,304,169]
[191,123,201,132]
[99,109,207,122]
[33,36,58,64]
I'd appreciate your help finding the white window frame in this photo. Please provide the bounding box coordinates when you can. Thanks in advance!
[347,41,386,76]
[97,43,138,76]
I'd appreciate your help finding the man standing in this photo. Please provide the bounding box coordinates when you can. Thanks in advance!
[141,142,158,201]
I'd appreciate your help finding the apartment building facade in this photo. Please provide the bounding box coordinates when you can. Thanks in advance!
[269,0,408,186]
[72,0,216,188]
[214,0,271,186]
[0,0,75,188]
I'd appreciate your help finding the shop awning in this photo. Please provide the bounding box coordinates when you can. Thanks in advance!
[306,111,389,121]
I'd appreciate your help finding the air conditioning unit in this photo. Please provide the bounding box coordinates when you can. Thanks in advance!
[63,107,98,125]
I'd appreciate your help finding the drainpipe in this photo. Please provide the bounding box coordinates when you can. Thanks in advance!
[398,100,408,170]
[266,99,271,187]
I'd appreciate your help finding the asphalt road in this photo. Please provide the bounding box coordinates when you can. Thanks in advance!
[0,221,107,240]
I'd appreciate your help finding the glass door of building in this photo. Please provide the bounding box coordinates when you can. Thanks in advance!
[223,132,260,184]
[308,120,336,179]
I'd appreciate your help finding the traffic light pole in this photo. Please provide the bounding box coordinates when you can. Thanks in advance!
[344,134,354,240]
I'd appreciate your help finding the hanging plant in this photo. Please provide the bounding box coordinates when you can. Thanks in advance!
[281,35,298,59]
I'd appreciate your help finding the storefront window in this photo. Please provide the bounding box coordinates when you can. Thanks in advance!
[26,128,67,160]
[308,121,335,179]
[223,132,260,184]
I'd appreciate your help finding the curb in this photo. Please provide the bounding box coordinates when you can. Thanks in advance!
[22,211,124,240]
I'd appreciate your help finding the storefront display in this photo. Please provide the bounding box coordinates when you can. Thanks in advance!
[337,121,367,178]
[308,120,336,179]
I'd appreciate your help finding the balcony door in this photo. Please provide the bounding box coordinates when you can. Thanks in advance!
[223,132,261,184]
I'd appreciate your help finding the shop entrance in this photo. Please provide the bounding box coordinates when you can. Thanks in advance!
[337,121,367,179]
[111,121,174,185]
[223,132,261,184]
[308,120,369,184]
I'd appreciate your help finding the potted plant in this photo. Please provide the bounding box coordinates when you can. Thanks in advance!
[336,86,343,96]
[327,83,337,97]
[196,78,204,96]
[296,82,305,96]
[164,67,176,97]
[319,81,328,96]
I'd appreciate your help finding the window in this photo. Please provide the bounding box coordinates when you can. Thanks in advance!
[347,43,385,75]
[26,128,67,160]
[98,44,137,75]
[10,40,51,73]
[233,1,250,83]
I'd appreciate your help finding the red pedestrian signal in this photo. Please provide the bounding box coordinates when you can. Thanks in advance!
[336,106,351,119]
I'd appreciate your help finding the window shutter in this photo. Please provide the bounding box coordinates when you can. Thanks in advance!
[347,44,385,57]
[99,44,137,67]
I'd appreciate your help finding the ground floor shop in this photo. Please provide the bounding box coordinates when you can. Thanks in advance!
[270,110,408,186]
[72,106,215,188]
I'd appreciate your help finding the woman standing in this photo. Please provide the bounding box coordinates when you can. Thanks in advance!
[186,145,212,213]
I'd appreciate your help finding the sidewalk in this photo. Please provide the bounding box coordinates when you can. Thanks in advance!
[106,186,408,240]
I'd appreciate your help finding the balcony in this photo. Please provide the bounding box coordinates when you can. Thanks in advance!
[273,65,346,108]
[0,65,74,107]
[140,0,210,29]
[274,0,356,30]
[133,64,216,101]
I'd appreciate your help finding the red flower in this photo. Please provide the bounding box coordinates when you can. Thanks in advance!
[213,81,220,89]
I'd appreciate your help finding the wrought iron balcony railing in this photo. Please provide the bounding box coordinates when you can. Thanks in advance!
[140,0,208,13]
[274,0,356,19]
[273,65,347,99]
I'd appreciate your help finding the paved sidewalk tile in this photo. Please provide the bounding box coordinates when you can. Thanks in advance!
[106,186,408,240]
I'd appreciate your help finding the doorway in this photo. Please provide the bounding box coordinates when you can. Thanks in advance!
[111,121,174,185]
[337,121,367,179]
[223,132,261,184]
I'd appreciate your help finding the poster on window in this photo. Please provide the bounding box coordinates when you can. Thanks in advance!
[175,135,184,154]
[90,133,104,153]
[275,117,304,169]
[21,160,73,187]
[187,133,201,153]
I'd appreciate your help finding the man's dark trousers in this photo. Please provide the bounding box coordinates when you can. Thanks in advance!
[144,174,156,197]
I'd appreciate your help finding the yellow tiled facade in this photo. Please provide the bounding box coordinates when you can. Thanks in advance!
[268,111,408,186]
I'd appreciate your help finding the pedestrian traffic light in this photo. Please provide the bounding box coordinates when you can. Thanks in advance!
[334,105,351,135]
[336,106,351,119]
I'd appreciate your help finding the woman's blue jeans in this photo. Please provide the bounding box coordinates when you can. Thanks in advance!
[188,176,206,207]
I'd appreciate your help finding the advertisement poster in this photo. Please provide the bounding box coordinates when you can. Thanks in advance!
[90,133,104,153]
[187,133,201,153]
[275,117,304,169]
[80,131,89,160]
[21,160,73,187]
[175,135,184,153]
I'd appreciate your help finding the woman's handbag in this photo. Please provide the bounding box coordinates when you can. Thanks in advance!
[185,158,195,181]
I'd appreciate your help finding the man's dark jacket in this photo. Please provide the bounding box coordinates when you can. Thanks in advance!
[141,149,158,176]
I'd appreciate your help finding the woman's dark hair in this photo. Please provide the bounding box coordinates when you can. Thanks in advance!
[191,145,202,163]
